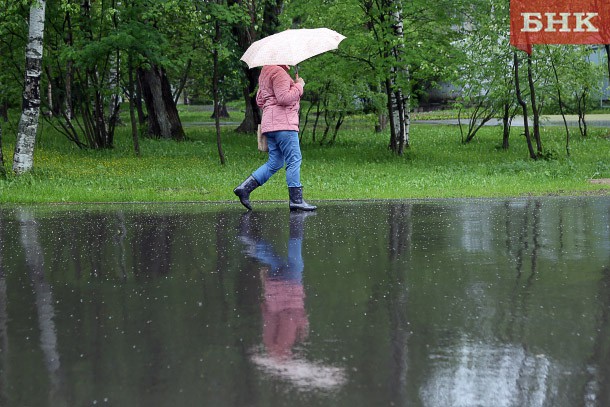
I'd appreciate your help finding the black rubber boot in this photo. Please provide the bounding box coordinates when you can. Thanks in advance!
[288,186,317,211]
[238,212,259,256]
[289,211,316,239]
[233,176,259,210]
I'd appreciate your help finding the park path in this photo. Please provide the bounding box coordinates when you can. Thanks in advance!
[414,114,610,127]
[183,114,610,128]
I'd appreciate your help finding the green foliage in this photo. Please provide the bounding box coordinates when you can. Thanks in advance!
[2,0,610,164]
[540,45,607,116]
[0,0,28,109]
[1,113,608,203]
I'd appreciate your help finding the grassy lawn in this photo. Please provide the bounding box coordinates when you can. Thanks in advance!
[0,108,609,204]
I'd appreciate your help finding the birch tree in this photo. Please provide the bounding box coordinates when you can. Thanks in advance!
[362,0,459,154]
[386,5,410,155]
[13,0,46,174]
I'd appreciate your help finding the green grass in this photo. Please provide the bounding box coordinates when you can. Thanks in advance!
[0,114,609,204]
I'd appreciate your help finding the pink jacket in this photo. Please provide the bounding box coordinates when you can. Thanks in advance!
[256,65,303,133]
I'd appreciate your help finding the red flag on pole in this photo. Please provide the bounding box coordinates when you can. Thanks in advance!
[510,0,610,54]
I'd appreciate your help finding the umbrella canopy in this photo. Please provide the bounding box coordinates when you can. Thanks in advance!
[240,28,346,69]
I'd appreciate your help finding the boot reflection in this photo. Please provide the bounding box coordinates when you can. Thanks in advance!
[239,212,346,390]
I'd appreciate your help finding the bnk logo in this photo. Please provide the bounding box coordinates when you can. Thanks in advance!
[510,0,610,53]
[521,13,599,33]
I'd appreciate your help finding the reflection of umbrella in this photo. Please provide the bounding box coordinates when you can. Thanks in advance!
[251,353,347,391]
[240,28,346,69]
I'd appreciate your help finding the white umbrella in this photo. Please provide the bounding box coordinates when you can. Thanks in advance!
[240,28,346,69]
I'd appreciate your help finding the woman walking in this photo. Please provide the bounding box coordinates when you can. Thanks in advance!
[233,65,316,211]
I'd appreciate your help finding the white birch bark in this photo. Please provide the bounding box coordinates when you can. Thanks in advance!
[392,8,410,151]
[17,209,62,385]
[0,217,7,405]
[12,0,46,174]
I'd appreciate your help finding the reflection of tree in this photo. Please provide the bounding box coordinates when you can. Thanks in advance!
[81,214,110,279]
[583,266,610,405]
[50,214,84,279]
[421,341,554,406]
[421,199,556,406]
[17,209,66,406]
[131,215,174,277]
[386,203,412,405]
[388,203,412,261]
[214,213,231,321]
[421,201,557,407]
[47,212,128,280]
[503,199,542,362]
[0,214,7,406]
[114,212,128,280]
[502,200,542,342]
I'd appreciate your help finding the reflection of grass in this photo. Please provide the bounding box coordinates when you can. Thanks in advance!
[0,112,608,203]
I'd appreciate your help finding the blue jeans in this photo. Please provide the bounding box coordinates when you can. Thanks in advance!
[250,238,304,283]
[252,131,302,187]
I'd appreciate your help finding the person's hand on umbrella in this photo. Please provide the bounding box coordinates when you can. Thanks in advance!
[295,75,305,87]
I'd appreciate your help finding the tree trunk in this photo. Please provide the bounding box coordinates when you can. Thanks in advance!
[576,90,588,138]
[376,113,388,133]
[549,51,570,156]
[235,67,261,133]
[513,52,537,160]
[386,78,397,151]
[65,59,73,120]
[211,102,229,119]
[330,112,345,144]
[13,0,46,174]
[107,48,122,138]
[0,102,7,122]
[463,93,496,144]
[387,8,410,155]
[128,56,140,156]
[63,9,74,120]
[230,0,283,133]
[213,20,225,165]
[173,58,192,105]
[526,55,542,155]
[502,102,510,150]
[135,71,146,125]
[299,96,316,141]
[137,65,185,141]
[0,125,5,178]
[230,2,257,133]
[46,75,53,118]
[605,45,610,86]
[312,99,321,143]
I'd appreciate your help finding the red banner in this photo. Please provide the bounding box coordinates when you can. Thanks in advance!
[510,0,610,54]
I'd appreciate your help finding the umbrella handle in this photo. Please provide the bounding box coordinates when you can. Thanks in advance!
[295,65,299,76]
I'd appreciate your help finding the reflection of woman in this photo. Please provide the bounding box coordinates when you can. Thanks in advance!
[241,213,346,389]
[233,65,316,212]
[240,213,309,358]
[261,267,309,359]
